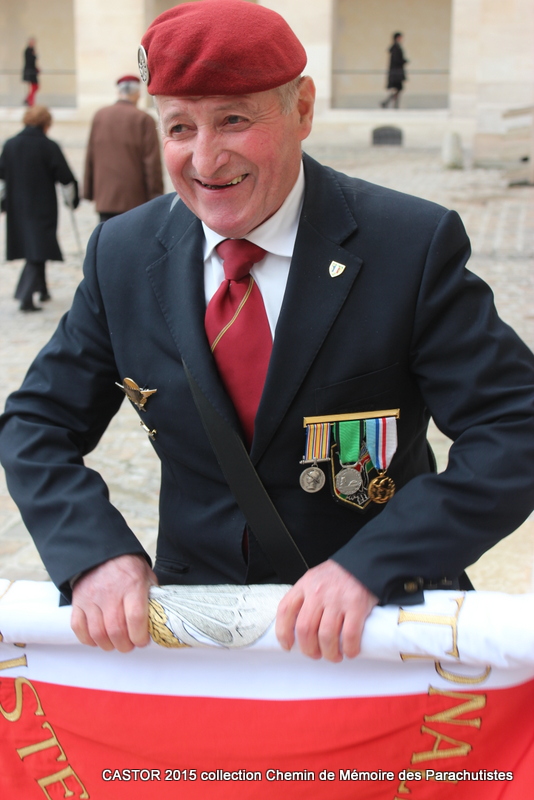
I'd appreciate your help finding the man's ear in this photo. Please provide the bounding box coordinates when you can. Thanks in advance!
[297,76,316,141]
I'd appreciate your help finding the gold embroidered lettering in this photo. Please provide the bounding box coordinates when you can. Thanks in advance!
[411,726,472,763]
[424,687,486,728]
[0,654,28,671]
[0,676,44,722]
[399,596,464,659]
[435,663,492,684]
[17,721,68,761]
[37,766,89,800]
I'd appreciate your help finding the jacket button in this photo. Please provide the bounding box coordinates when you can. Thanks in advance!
[404,580,420,593]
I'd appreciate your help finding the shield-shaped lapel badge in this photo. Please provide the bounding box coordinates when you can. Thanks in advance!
[329,261,346,278]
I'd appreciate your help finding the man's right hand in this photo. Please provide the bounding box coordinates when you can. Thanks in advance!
[70,554,158,652]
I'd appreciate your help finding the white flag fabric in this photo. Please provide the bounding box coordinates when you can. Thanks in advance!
[0,579,533,799]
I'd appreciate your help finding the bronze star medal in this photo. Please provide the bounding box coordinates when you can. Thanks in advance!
[116,377,157,411]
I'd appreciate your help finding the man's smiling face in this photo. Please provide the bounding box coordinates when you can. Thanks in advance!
[157,78,314,239]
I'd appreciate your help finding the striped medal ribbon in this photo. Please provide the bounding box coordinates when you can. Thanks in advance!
[299,423,331,493]
[365,416,397,503]
[334,420,364,495]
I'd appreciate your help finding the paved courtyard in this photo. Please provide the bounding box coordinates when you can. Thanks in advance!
[0,140,532,593]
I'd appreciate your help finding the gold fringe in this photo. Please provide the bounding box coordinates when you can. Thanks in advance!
[148,599,189,648]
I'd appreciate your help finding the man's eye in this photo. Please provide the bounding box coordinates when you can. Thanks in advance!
[226,115,245,125]
[170,124,188,134]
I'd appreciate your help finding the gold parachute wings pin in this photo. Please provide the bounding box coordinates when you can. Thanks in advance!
[116,377,157,411]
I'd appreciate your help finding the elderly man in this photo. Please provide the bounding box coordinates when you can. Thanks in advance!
[0,1,533,663]
[83,75,163,222]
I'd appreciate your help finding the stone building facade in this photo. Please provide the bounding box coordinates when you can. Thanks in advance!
[0,0,532,163]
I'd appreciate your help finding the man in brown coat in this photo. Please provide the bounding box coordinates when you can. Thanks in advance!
[83,75,164,222]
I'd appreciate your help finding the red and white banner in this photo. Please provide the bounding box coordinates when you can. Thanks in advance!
[0,579,533,799]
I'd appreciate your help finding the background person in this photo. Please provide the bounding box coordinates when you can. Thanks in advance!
[381,32,408,108]
[0,105,79,312]
[22,37,39,107]
[83,75,164,223]
[0,1,533,660]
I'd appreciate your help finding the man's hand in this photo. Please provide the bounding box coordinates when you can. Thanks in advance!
[275,560,378,662]
[71,554,158,652]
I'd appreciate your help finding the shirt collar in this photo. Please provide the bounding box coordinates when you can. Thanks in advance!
[202,160,305,261]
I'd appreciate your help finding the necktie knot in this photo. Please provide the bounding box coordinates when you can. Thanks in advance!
[216,239,266,282]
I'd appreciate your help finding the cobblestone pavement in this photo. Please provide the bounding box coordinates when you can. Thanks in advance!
[0,143,532,593]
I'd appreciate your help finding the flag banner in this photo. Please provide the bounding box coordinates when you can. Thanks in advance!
[0,579,533,799]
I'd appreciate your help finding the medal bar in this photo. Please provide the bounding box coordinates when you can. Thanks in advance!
[303,408,400,427]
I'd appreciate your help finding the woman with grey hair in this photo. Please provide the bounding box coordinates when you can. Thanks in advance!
[0,105,78,312]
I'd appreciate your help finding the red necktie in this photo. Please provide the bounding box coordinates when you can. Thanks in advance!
[205,239,272,446]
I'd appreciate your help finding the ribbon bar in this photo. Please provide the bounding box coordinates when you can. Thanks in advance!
[303,409,400,427]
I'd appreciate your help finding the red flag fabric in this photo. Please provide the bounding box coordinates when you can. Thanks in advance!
[0,580,533,800]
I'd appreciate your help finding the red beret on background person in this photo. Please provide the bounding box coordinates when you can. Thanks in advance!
[1,0,533,677]
[116,74,141,86]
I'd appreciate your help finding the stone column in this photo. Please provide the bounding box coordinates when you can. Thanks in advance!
[450,0,534,163]
[260,0,333,114]
[73,0,146,114]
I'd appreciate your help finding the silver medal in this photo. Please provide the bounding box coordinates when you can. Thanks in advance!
[299,465,326,493]
[335,467,362,495]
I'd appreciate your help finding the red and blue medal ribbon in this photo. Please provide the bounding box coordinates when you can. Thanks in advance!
[365,416,397,471]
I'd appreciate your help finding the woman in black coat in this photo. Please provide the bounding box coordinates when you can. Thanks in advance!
[381,32,408,109]
[0,105,79,311]
[22,38,39,107]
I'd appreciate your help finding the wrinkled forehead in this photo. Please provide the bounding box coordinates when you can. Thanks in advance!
[155,90,279,122]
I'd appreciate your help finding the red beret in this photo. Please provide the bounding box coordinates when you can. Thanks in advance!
[117,75,141,85]
[139,0,307,96]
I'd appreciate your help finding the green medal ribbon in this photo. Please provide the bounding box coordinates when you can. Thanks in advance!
[335,420,362,464]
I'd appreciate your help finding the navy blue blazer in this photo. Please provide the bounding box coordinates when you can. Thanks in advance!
[1,154,533,603]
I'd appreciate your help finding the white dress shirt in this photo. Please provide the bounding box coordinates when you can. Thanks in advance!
[202,161,305,338]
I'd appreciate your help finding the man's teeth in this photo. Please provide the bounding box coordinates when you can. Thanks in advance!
[202,175,245,188]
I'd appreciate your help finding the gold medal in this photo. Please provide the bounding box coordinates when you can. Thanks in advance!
[368,473,396,504]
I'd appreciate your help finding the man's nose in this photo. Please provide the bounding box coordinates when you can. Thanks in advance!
[191,129,230,178]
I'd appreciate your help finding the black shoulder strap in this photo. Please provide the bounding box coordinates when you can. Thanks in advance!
[183,362,308,584]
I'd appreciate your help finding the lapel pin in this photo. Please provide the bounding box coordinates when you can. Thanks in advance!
[116,377,157,411]
[329,261,346,278]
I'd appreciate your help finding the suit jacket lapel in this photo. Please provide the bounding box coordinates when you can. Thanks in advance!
[146,200,242,432]
[252,156,363,461]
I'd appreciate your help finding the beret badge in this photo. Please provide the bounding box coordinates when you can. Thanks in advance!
[137,45,150,84]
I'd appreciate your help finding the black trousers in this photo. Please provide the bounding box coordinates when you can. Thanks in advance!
[14,260,48,307]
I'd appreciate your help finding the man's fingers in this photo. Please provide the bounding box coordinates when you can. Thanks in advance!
[275,560,379,662]
[316,607,344,663]
[294,601,325,660]
[124,589,151,648]
[70,605,97,648]
[340,607,367,659]
[275,589,305,651]
[72,603,116,651]
[70,554,157,651]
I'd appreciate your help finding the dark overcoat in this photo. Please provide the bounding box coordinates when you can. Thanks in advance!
[387,43,407,90]
[0,155,533,604]
[22,47,38,84]
[0,126,78,261]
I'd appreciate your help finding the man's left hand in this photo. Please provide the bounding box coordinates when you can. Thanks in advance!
[275,560,378,662]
